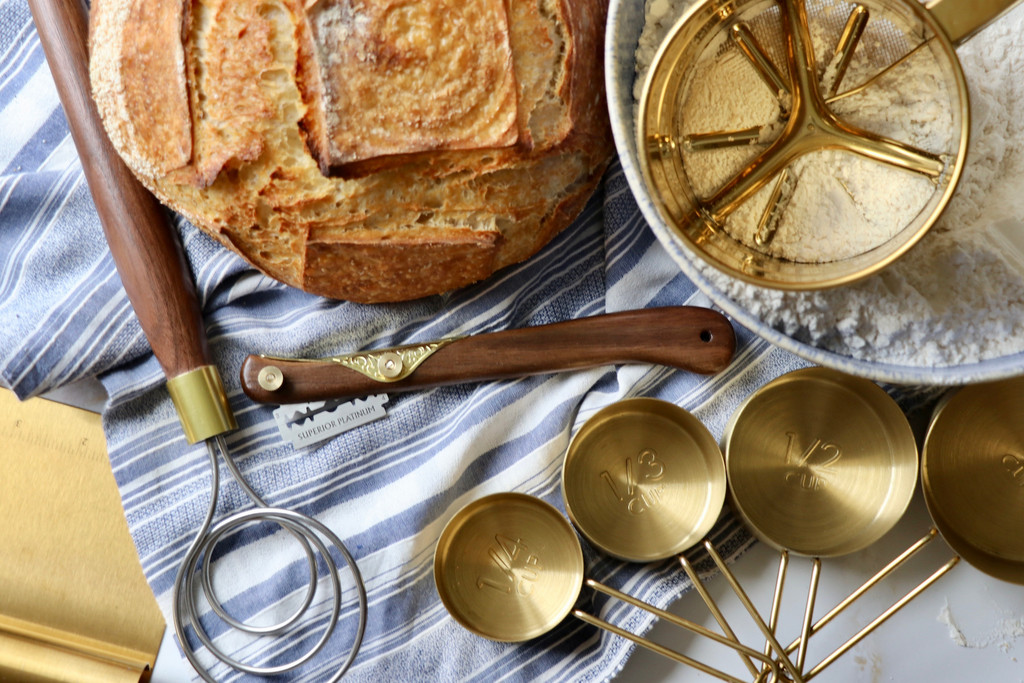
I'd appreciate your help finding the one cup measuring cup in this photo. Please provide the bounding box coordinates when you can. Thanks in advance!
[922,375,1024,585]
[434,488,782,683]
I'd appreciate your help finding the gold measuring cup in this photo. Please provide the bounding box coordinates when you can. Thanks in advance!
[722,367,932,679]
[922,376,1024,585]
[637,0,1021,289]
[559,398,803,683]
[433,491,782,683]
[738,371,1024,679]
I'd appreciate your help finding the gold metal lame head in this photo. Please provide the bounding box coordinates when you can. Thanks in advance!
[923,376,1024,584]
[637,0,970,289]
[433,493,585,642]
[561,398,727,563]
[723,367,918,557]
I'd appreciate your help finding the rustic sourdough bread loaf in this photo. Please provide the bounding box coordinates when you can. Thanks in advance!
[88,0,612,302]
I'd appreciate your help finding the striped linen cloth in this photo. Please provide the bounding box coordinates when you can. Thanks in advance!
[0,1,820,680]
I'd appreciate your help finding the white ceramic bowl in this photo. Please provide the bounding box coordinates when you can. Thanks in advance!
[605,0,1024,386]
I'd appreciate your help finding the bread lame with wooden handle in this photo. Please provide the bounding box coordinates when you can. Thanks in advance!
[240,306,736,404]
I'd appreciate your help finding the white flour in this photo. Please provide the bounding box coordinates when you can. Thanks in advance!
[635,0,1024,368]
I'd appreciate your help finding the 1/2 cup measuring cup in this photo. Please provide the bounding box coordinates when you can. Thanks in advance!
[722,366,940,679]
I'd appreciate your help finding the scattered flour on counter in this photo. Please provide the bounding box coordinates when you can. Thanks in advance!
[938,599,1024,655]
[634,0,1024,367]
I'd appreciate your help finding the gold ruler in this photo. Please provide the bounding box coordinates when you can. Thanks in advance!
[0,389,164,682]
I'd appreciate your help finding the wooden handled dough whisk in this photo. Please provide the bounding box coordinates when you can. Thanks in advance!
[27,0,367,679]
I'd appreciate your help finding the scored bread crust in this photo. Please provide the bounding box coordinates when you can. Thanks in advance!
[88,0,613,303]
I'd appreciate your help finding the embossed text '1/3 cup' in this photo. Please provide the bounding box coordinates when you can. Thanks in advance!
[433,492,782,683]
[560,397,803,682]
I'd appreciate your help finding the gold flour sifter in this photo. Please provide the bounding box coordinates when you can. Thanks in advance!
[28,0,367,679]
[638,0,1022,289]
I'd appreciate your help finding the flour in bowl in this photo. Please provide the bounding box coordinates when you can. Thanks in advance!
[634,0,1024,368]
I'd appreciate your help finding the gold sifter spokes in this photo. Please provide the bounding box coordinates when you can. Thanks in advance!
[692,0,946,235]
[636,0,985,289]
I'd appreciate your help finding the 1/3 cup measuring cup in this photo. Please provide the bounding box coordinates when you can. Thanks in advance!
[559,397,804,682]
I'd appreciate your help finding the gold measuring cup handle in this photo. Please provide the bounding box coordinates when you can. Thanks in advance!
[572,578,783,683]
[678,554,763,681]
[763,530,960,681]
[926,0,1024,45]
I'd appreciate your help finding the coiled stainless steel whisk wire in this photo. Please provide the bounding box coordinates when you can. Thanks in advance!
[173,434,368,682]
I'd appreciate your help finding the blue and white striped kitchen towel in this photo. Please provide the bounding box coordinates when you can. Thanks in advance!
[0,2,811,680]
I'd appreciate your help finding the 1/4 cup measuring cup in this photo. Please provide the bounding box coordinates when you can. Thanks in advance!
[433,491,781,683]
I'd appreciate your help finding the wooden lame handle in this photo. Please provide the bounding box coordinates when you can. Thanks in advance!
[240,307,736,404]
[28,0,209,380]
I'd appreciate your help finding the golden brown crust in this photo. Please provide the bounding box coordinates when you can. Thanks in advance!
[89,0,192,178]
[304,0,520,172]
[304,227,502,302]
[89,0,613,303]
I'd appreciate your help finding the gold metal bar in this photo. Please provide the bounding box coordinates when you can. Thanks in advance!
[704,0,808,224]
[835,120,946,178]
[825,5,869,98]
[731,22,790,98]
[783,528,942,654]
[925,0,1022,46]
[166,365,237,444]
[271,338,461,382]
[803,556,961,681]
[704,139,795,225]
[761,551,789,678]
[754,168,789,247]
[703,540,806,683]
[570,610,748,683]
[797,559,822,673]
[579,579,782,683]
[685,127,763,152]
[781,0,818,103]
[678,556,761,679]
[827,39,932,105]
